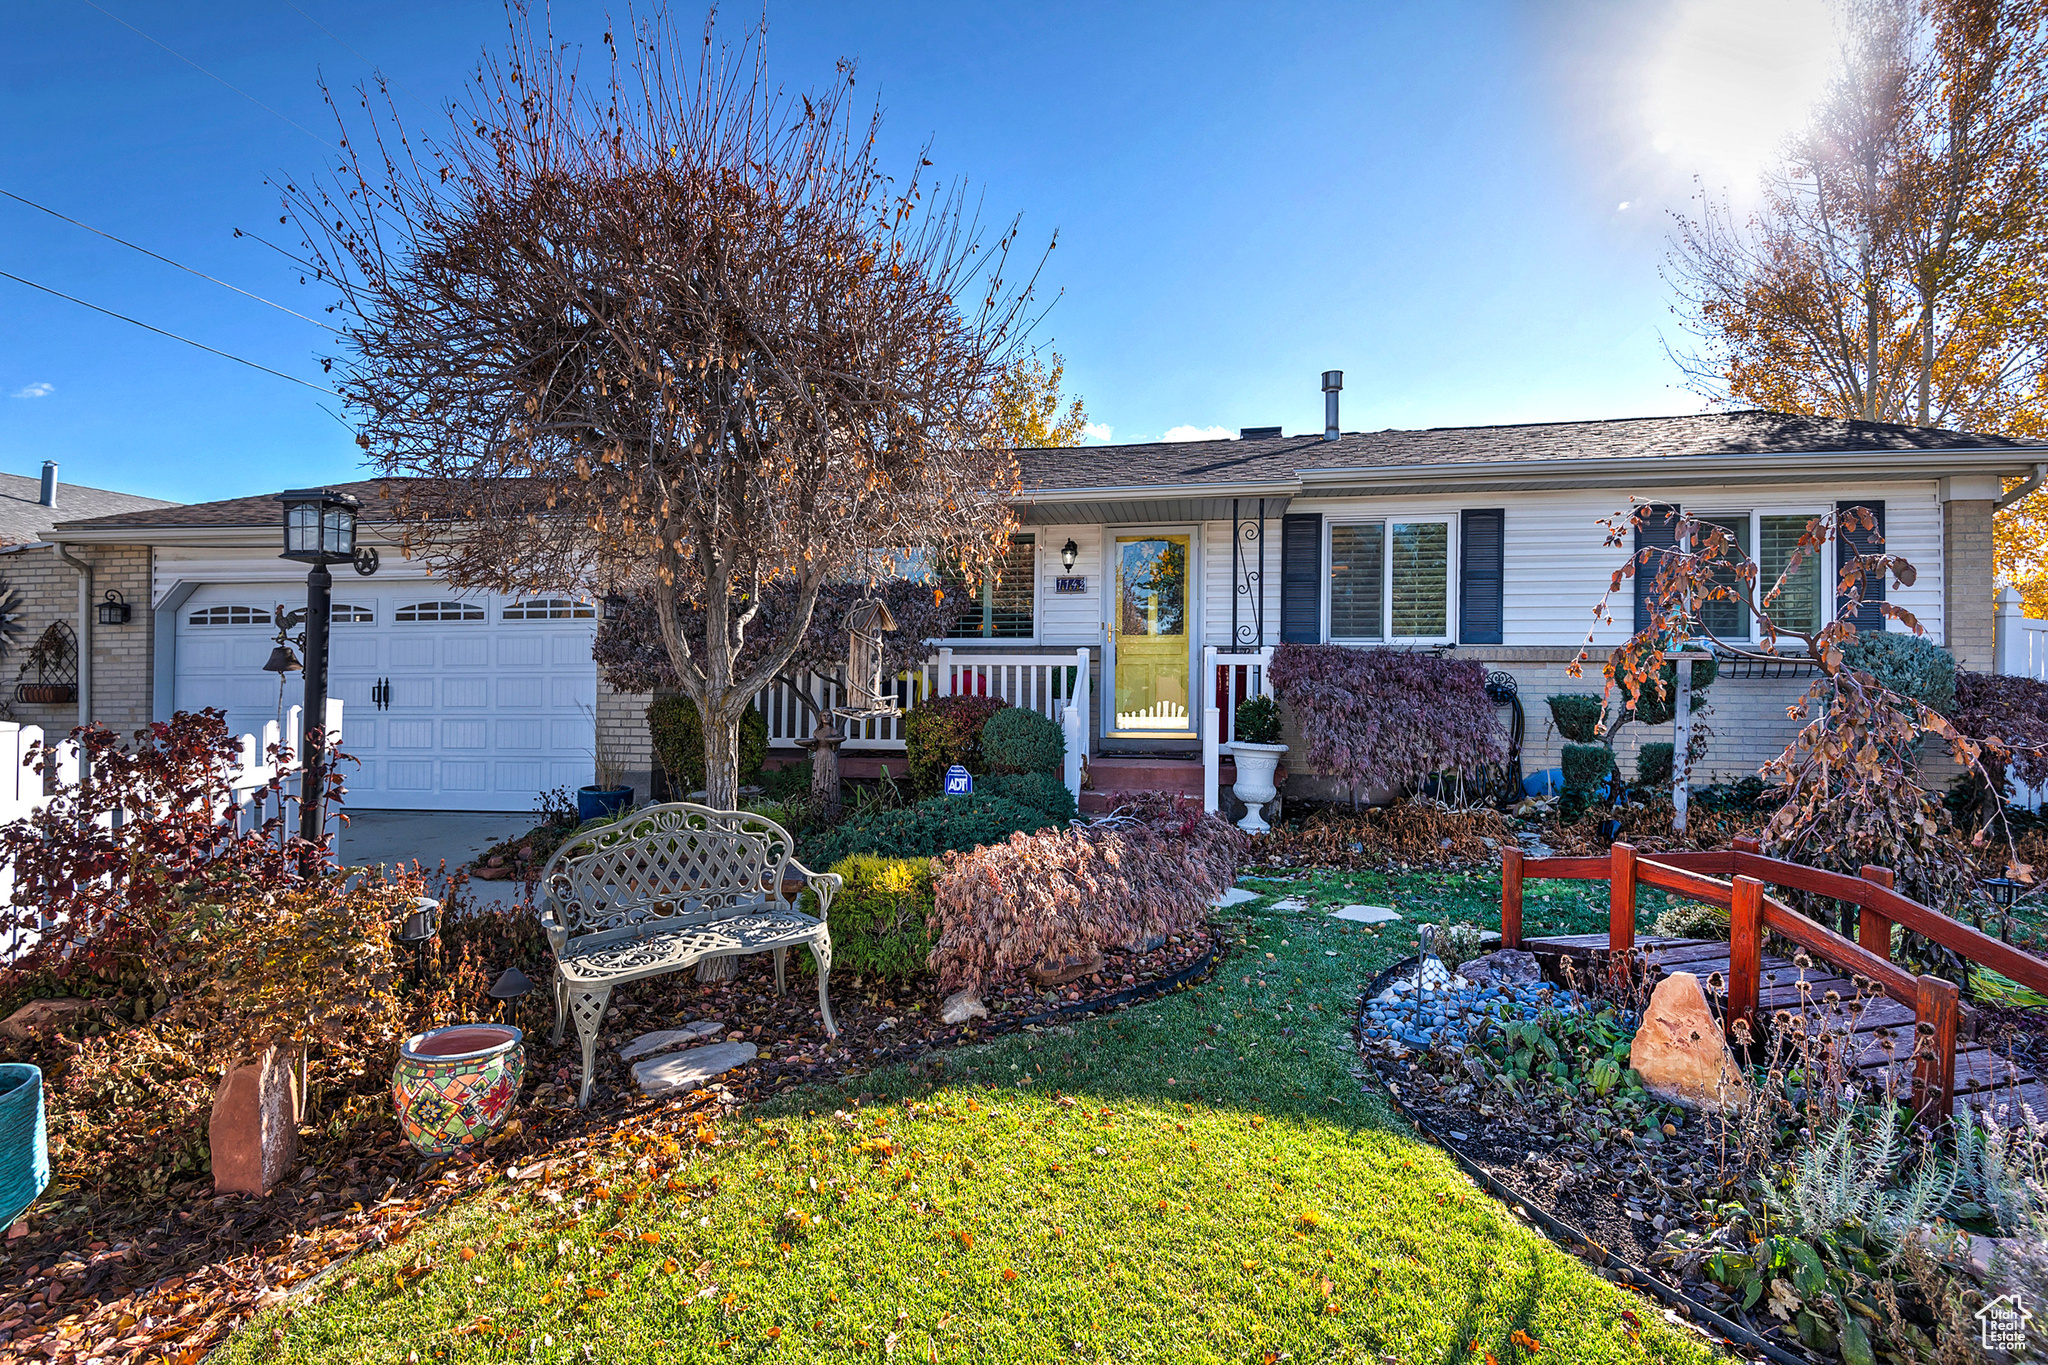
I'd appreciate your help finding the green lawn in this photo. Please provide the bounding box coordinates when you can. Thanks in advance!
[224,872,1711,1365]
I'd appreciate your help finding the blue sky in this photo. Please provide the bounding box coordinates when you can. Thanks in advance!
[0,1,1838,505]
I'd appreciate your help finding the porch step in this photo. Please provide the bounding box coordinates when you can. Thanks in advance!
[1079,754,1214,813]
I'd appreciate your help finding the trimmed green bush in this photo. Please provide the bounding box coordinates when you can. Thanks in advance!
[801,855,937,981]
[982,771,1078,825]
[760,757,813,803]
[1629,658,1719,727]
[1636,741,1674,789]
[980,705,1064,776]
[1838,631,1957,714]
[1561,742,1615,795]
[903,695,1010,797]
[647,696,767,794]
[1233,694,1284,746]
[1547,694,1605,743]
[800,792,1054,869]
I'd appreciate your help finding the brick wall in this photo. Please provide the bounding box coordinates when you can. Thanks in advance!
[0,543,152,738]
[1945,497,1995,671]
[597,682,656,801]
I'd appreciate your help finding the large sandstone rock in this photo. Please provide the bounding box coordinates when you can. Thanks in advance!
[939,990,988,1025]
[632,1042,757,1097]
[210,1045,299,1195]
[1630,972,1747,1111]
[1029,949,1104,987]
[0,998,86,1040]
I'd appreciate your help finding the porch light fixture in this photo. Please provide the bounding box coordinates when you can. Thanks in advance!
[278,489,360,564]
[278,489,359,844]
[95,590,130,626]
[601,593,629,622]
[1060,539,1079,572]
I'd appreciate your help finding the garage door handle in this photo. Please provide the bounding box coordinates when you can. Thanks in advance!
[372,678,390,711]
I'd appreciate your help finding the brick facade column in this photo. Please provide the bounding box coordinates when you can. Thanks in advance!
[1943,496,1997,672]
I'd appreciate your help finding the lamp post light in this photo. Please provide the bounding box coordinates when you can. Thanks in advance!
[278,489,359,845]
[1981,875,2022,942]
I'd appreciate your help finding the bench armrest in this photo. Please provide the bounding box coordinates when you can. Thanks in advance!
[536,897,571,958]
[788,858,842,920]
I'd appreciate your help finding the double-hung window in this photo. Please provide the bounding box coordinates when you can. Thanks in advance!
[1327,519,1453,643]
[1692,510,1825,640]
[943,535,1037,640]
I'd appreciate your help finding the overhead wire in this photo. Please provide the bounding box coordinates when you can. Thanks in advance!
[1,188,343,333]
[0,269,341,396]
[74,0,335,148]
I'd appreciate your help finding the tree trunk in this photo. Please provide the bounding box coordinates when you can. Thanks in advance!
[698,694,742,810]
[810,717,844,822]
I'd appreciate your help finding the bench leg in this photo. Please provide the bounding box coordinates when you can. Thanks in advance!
[569,985,613,1109]
[550,973,569,1046]
[773,947,787,995]
[810,939,837,1038]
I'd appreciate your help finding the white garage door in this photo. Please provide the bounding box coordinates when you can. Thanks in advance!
[174,588,599,812]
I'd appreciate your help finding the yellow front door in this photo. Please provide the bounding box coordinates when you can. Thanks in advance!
[1112,534,1193,736]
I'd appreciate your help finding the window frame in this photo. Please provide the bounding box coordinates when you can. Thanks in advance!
[942,534,1040,643]
[1322,516,1457,646]
[187,605,272,627]
[502,597,596,621]
[1687,506,1829,644]
[330,602,375,625]
[393,600,488,624]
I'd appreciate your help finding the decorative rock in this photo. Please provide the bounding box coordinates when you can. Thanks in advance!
[1629,972,1747,1111]
[618,1021,725,1062]
[632,1042,758,1097]
[1029,949,1105,988]
[0,999,86,1041]
[939,990,988,1025]
[1267,897,1309,913]
[1458,949,1541,989]
[1213,888,1261,908]
[210,1044,298,1195]
[1329,904,1400,924]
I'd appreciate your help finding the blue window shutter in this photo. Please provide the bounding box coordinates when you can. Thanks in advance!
[1459,509,1505,645]
[1836,499,1886,632]
[1633,503,1681,634]
[1281,513,1323,643]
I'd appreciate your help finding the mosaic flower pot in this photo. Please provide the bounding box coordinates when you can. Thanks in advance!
[0,1064,49,1228]
[391,1024,524,1156]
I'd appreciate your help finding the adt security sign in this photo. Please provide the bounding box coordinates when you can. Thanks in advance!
[943,764,974,796]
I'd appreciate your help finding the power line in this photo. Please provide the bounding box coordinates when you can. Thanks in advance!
[0,269,340,396]
[1,188,343,333]
[279,0,435,115]
[75,0,335,149]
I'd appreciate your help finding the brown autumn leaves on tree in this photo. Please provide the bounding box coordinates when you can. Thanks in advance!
[285,8,1042,809]
[1666,0,2048,606]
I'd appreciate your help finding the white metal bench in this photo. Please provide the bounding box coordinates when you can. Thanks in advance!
[537,802,841,1107]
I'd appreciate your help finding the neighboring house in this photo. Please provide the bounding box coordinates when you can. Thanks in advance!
[45,397,2048,814]
[0,461,177,740]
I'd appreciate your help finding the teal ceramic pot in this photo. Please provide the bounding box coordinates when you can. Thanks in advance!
[0,1064,48,1227]
[391,1024,524,1156]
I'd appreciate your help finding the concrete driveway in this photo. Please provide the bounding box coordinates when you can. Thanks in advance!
[338,809,532,874]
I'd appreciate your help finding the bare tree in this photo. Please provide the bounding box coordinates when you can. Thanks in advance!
[287,6,1037,808]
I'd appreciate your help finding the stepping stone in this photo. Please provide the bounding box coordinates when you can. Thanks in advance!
[1329,904,1400,923]
[1268,897,1309,913]
[1214,888,1262,908]
[633,1042,758,1097]
[618,1020,726,1062]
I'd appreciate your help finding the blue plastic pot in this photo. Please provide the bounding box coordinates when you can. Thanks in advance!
[0,1063,49,1229]
[576,785,633,823]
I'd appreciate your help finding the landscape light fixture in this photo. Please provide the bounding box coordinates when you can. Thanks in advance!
[1060,539,1079,572]
[278,489,360,845]
[1984,876,2022,911]
[95,590,130,626]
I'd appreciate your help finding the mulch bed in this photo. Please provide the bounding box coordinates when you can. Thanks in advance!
[0,927,1221,1363]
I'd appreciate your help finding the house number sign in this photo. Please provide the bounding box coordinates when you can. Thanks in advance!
[1054,576,1087,594]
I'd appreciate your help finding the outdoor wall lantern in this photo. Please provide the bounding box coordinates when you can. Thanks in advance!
[277,488,360,844]
[1060,539,1079,571]
[95,590,130,626]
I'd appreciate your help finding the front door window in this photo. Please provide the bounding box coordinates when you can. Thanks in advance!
[1113,534,1192,734]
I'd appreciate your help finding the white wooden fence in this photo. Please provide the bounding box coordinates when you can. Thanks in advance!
[1201,645,1275,814]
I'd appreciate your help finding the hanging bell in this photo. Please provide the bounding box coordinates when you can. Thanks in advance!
[262,644,302,674]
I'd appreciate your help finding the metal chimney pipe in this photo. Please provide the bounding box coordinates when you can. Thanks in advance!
[39,461,57,508]
[1320,371,1343,442]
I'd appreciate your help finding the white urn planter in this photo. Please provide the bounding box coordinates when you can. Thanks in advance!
[1226,741,1287,834]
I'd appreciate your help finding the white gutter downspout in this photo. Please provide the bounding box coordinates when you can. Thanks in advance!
[54,544,91,730]
[1996,462,2048,510]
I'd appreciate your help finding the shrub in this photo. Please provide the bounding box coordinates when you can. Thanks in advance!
[929,794,1245,996]
[799,855,938,981]
[1838,632,1957,715]
[1562,742,1615,793]
[647,695,767,794]
[1955,671,2048,788]
[980,705,1064,776]
[1234,694,1284,745]
[1651,899,1730,939]
[760,757,814,803]
[1547,694,1605,743]
[903,695,1010,796]
[981,771,1078,825]
[801,792,1054,868]
[1637,741,1675,788]
[1266,644,1503,800]
[1627,657,1718,727]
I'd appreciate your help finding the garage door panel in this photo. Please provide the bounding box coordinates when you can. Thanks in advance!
[390,677,434,709]
[497,636,544,667]
[443,636,488,668]
[498,677,544,709]
[550,677,593,708]
[549,635,589,666]
[389,637,436,668]
[441,761,488,791]
[550,760,587,789]
[442,677,488,708]
[497,719,544,749]
[388,720,434,749]
[443,719,488,749]
[386,760,434,791]
[550,718,588,751]
[183,638,230,672]
[496,761,543,793]
[329,636,381,669]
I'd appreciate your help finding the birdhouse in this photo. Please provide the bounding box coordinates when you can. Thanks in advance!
[837,597,900,720]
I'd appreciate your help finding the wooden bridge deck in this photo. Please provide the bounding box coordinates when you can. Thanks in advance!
[1523,932,2046,1124]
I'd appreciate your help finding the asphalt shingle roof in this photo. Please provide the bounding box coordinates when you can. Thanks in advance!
[0,471,175,544]
[51,479,401,533]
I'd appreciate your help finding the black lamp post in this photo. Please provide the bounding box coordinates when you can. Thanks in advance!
[1982,875,2022,942]
[278,489,359,844]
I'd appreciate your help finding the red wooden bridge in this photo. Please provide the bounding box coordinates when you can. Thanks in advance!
[1500,838,2047,1125]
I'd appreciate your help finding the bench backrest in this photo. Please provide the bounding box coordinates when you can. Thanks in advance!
[539,802,797,941]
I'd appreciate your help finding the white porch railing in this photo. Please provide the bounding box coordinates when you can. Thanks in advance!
[1202,645,1275,814]
[756,650,1091,803]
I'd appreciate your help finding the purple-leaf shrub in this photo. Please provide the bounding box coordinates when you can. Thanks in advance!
[1955,671,2048,788]
[1266,644,1504,799]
